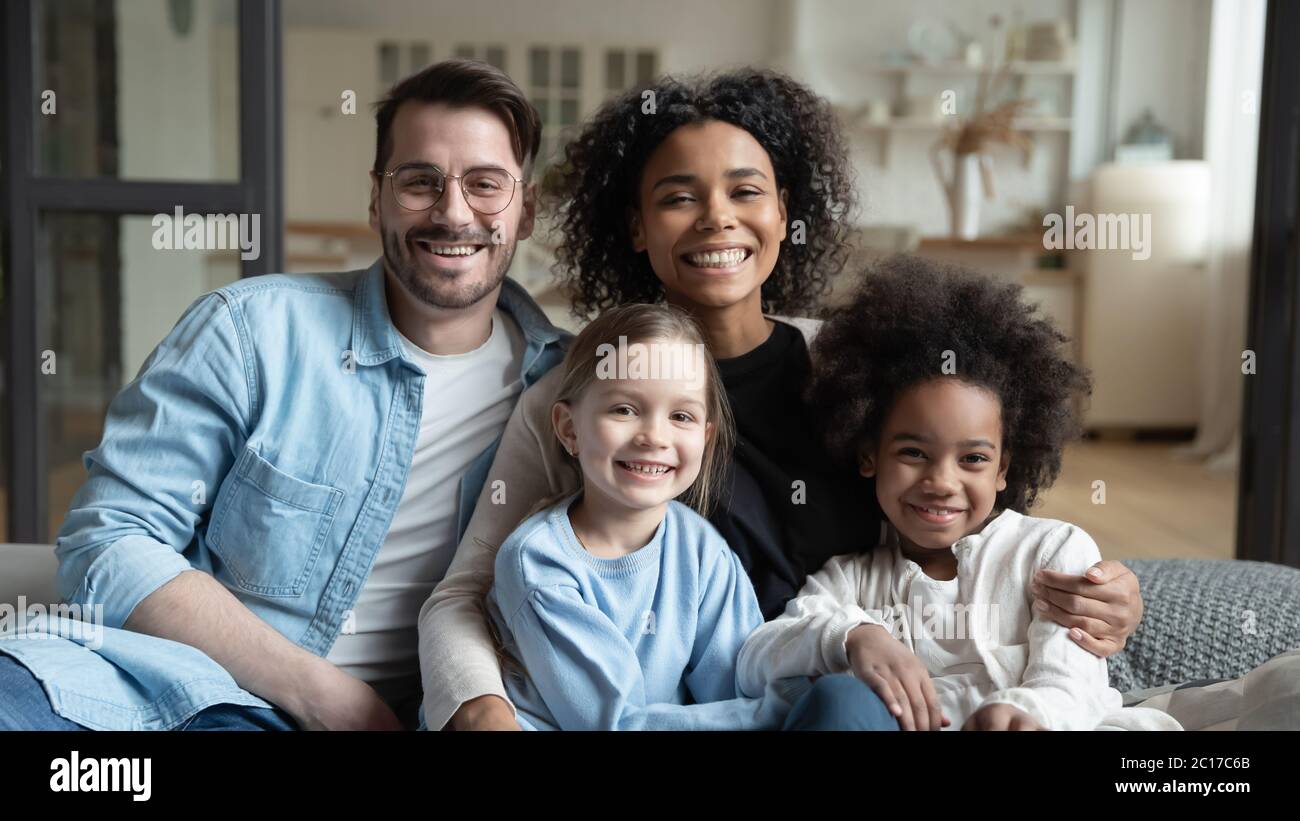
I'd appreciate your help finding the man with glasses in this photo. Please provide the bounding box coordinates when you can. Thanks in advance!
[0,60,566,731]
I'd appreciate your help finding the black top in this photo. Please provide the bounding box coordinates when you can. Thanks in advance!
[707,320,883,620]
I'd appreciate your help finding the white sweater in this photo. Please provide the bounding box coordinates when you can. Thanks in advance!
[736,509,1182,731]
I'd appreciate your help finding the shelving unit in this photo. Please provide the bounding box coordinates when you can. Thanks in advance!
[838,61,1076,166]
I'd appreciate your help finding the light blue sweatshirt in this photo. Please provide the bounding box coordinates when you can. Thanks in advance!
[486,493,786,730]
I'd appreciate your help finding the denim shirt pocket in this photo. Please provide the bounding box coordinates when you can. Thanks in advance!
[207,446,344,598]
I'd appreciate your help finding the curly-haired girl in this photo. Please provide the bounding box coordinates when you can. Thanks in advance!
[737,256,1181,732]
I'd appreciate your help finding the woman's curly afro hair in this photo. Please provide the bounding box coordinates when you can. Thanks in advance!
[545,69,857,320]
[807,255,1093,513]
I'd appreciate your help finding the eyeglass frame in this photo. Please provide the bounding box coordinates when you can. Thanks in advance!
[378,162,526,216]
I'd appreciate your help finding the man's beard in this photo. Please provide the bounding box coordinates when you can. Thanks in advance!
[381,219,516,310]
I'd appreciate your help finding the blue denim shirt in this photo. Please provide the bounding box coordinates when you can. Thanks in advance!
[0,259,568,730]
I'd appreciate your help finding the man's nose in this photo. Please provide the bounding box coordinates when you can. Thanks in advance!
[428,178,475,228]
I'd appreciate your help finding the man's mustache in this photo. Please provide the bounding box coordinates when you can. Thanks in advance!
[404,226,494,245]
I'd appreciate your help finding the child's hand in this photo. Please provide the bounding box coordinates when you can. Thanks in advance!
[962,703,1043,731]
[845,623,950,731]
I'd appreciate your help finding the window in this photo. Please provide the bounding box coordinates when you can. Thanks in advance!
[454,43,506,71]
[378,41,437,92]
[529,46,581,167]
[605,48,657,93]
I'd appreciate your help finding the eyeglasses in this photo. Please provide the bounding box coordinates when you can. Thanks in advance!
[381,163,524,215]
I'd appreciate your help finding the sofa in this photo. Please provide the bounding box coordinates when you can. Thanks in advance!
[2,543,1299,694]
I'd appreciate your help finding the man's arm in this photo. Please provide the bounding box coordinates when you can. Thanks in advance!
[55,293,397,730]
[124,570,400,730]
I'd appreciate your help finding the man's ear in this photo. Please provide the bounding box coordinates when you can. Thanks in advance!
[516,181,537,242]
[628,208,646,253]
[368,172,382,234]
[552,401,578,458]
[858,442,877,478]
[996,450,1010,492]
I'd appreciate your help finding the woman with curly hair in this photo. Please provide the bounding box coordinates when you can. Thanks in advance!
[738,257,1180,732]
[418,69,1143,731]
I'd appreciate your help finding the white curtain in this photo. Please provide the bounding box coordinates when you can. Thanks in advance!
[1177,0,1267,472]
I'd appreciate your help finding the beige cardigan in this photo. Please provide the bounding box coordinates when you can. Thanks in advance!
[417,316,821,729]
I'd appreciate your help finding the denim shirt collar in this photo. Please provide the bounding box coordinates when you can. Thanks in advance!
[350,257,566,367]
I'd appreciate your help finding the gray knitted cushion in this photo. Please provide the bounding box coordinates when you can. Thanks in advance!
[1108,559,1300,693]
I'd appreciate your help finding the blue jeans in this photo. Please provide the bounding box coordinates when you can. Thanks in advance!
[782,673,901,731]
[0,654,298,731]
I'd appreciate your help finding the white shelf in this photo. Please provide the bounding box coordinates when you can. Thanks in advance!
[856,116,1072,132]
[869,61,1076,76]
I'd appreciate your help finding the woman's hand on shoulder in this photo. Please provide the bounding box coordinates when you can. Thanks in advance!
[1031,559,1142,658]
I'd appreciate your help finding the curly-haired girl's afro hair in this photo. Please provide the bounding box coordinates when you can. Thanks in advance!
[544,69,857,320]
[807,255,1093,513]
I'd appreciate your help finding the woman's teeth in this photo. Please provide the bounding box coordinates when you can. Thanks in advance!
[686,248,749,268]
[619,461,672,475]
[916,505,961,515]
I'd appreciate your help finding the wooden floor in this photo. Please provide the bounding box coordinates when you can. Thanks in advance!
[1034,441,1238,561]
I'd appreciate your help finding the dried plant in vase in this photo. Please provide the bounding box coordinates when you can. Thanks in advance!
[930,65,1035,240]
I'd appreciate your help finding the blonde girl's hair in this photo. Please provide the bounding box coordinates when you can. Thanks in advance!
[552,303,735,517]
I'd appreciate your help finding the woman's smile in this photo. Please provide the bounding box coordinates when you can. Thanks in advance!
[678,243,755,274]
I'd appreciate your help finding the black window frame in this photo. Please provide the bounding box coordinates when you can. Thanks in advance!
[1,0,283,543]
[1238,0,1300,567]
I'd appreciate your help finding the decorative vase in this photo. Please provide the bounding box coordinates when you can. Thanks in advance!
[932,149,991,240]
[952,153,982,239]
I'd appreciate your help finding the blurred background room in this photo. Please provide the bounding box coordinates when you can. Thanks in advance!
[0,0,1280,567]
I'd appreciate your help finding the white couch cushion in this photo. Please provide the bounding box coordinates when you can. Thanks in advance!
[0,543,61,608]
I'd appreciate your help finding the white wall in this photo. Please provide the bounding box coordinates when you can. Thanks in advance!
[282,0,781,226]
[1110,0,1211,160]
[282,0,1214,239]
[284,0,782,71]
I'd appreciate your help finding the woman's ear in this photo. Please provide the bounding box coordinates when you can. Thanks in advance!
[552,401,579,458]
[778,188,789,241]
[628,208,646,253]
[857,442,877,478]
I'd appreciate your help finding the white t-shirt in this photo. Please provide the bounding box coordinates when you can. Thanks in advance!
[906,569,997,730]
[326,309,525,699]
